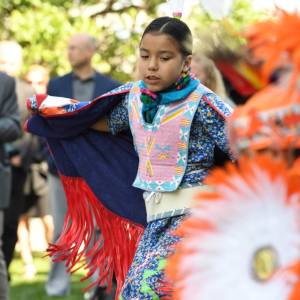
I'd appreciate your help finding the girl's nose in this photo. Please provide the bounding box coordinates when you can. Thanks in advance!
[148,58,158,71]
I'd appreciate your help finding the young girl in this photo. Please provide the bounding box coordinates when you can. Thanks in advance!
[26,16,234,300]
[91,17,234,299]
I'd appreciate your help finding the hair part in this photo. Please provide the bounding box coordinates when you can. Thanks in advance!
[141,17,192,58]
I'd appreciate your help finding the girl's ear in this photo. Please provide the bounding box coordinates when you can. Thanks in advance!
[182,55,192,72]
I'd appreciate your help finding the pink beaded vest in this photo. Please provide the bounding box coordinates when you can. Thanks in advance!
[128,82,209,192]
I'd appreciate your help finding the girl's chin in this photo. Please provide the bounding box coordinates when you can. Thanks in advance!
[143,82,171,93]
[147,87,162,92]
[144,85,162,93]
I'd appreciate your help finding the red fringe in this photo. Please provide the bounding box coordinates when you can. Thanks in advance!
[46,174,145,299]
[155,279,173,299]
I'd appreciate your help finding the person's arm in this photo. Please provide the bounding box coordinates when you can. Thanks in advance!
[0,75,21,143]
[199,93,235,161]
[91,117,110,132]
[92,94,130,134]
[10,82,36,169]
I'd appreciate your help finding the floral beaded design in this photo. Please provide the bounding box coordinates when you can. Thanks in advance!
[119,215,187,300]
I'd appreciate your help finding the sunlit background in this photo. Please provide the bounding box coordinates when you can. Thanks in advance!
[1,0,300,299]
[2,0,298,84]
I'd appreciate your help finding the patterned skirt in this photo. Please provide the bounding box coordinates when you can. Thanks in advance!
[119,215,187,300]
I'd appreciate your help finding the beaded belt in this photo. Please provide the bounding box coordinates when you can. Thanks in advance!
[143,183,214,223]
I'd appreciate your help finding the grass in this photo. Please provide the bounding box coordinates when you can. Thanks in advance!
[9,251,91,300]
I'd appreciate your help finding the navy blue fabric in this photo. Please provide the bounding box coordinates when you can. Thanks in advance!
[26,91,147,227]
[46,71,121,175]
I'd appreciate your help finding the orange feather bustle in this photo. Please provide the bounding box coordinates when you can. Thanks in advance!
[229,9,300,155]
[244,8,300,91]
[204,155,298,198]
[168,9,300,300]
[166,155,300,300]
[288,260,300,300]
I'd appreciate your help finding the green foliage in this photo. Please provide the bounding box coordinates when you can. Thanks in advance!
[188,0,268,30]
[0,0,269,83]
[187,0,269,46]
[185,0,270,61]
[1,0,105,76]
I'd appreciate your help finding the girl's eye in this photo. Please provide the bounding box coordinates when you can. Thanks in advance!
[161,57,170,61]
[141,55,148,59]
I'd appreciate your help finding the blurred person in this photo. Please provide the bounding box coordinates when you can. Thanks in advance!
[45,32,120,298]
[16,65,53,279]
[0,71,21,300]
[191,53,236,108]
[194,25,263,106]
[0,41,22,77]
[24,65,49,94]
[0,41,36,276]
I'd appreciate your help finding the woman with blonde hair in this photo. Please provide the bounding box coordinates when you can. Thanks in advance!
[191,53,236,108]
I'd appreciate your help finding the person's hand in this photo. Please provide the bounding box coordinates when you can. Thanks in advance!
[10,154,22,167]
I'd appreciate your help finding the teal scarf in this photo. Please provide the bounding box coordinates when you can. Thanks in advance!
[139,69,200,123]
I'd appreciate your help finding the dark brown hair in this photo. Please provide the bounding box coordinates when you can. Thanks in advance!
[141,17,192,58]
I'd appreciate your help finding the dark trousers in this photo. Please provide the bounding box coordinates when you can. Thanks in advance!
[0,210,8,300]
[2,166,26,272]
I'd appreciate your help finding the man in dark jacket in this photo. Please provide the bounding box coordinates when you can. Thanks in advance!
[0,71,20,300]
[45,33,120,298]
[0,41,36,274]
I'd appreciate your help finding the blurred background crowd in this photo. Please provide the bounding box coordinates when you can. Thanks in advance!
[0,0,295,299]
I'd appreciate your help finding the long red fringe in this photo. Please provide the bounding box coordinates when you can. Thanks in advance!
[46,174,145,299]
[155,279,173,299]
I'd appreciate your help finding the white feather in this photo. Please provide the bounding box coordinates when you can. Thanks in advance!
[176,165,300,300]
[167,0,186,14]
[200,0,233,20]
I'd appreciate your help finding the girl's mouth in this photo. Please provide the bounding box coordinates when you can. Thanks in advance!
[146,76,160,84]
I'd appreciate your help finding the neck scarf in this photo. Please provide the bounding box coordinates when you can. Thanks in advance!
[139,69,200,123]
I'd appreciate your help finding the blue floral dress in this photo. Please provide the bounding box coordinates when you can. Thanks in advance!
[105,91,234,299]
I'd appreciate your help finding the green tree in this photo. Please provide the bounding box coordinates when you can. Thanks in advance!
[187,0,269,50]
[0,0,268,83]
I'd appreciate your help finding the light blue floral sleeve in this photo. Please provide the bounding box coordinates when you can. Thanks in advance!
[182,93,235,183]
[198,93,235,161]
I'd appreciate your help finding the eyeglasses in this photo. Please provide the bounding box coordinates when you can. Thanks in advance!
[67,45,88,52]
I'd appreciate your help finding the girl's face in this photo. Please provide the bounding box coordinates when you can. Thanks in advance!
[138,33,191,92]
